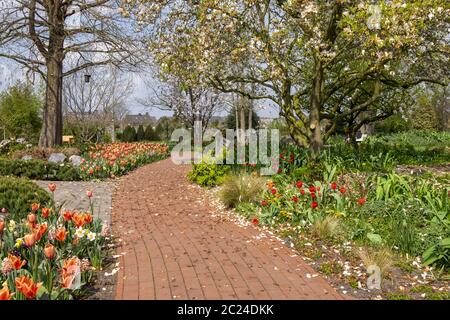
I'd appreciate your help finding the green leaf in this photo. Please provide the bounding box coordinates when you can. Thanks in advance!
[367,233,382,245]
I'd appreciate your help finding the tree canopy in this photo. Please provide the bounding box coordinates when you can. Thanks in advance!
[124,0,449,151]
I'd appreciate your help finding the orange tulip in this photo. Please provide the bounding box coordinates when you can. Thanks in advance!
[23,233,36,247]
[44,244,56,260]
[0,285,13,300]
[61,257,80,289]
[8,254,26,270]
[84,213,93,224]
[41,207,51,218]
[15,275,42,299]
[34,223,48,242]
[31,203,40,212]
[71,213,85,228]
[0,219,4,234]
[55,227,67,242]
[48,183,56,192]
[63,211,73,222]
[27,213,37,224]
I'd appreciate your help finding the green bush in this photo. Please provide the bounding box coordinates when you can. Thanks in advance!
[374,114,409,134]
[145,125,160,141]
[0,176,51,219]
[188,162,230,187]
[136,125,145,141]
[0,158,80,181]
[122,126,137,142]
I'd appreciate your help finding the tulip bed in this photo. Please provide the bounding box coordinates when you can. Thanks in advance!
[195,135,450,299]
[0,183,110,300]
[78,142,169,180]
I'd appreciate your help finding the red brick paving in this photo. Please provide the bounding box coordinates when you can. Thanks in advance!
[112,158,343,300]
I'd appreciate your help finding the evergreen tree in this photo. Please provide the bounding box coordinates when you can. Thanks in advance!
[122,125,137,142]
[144,125,160,141]
[136,125,145,141]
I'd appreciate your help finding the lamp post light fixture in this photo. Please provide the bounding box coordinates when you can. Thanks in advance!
[84,74,91,83]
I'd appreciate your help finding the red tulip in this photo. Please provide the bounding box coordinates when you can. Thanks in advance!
[296,181,303,188]
[84,213,93,224]
[311,193,316,199]
[15,275,42,300]
[309,186,316,193]
[55,228,67,242]
[41,207,51,219]
[292,196,299,203]
[44,244,56,260]
[261,200,268,206]
[31,203,40,212]
[311,201,318,209]
[0,284,13,300]
[331,182,337,190]
[300,189,305,196]
[8,254,26,270]
[24,233,36,247]
[252,217,259,225]
[339,186,346,194]
[27,213,37,224]
[48,183,56,192]
[63,210,73,222]
[358,198,366,205]
[0,219,4,234]
[271,188,277,195]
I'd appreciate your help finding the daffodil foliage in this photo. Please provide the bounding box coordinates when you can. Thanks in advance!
[124,0,449,151]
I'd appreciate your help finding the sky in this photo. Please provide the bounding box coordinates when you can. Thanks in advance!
[0,59,280,119]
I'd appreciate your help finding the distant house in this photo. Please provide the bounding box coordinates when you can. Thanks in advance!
[121,113,157,130]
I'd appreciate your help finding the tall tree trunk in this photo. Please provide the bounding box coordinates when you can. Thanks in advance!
[309,59,324,154]
[248,102,253,130]
[39,57,63,147]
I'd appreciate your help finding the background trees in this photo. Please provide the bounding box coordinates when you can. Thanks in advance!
[138,73,224,133]
[63,67,132,143]
[126,0,449,151]
[0,0,141,147]
[0,83,43,142]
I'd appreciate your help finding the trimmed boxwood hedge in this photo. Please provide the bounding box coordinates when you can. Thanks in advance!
[0,158,80,181]
[0,176,51,219]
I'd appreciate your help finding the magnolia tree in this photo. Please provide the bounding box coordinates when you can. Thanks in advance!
[123,0,449,152]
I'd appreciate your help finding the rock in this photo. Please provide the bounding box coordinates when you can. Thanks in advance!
[16,138,26,144]
[69,155,83,167]
[48,153,66,164]
[0,139,11,149]
[21,155,33,161]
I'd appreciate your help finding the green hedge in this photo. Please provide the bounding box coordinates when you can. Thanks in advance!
[0,176,51,219]
[0,158,80,181]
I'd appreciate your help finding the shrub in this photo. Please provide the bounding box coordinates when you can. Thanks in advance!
[220,173,265,208]
[144,125,160,141]
[136,125,145,141]
[122,126,137,142]
[0,158,80,181]
[0,176,51,219]
[188,162,230,187]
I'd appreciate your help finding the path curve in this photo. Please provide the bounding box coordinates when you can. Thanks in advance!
[112,158,343,300]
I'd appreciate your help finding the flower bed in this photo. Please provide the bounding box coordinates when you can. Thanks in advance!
[78,142,169,179]
[0,142,170,181]
[0,183,110,300]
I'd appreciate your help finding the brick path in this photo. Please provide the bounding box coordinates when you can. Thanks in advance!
[112,158,343,300]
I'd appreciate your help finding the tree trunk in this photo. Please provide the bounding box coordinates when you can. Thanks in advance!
[39,58,63,147]
[248,103,253,130]
[309,60,324,154]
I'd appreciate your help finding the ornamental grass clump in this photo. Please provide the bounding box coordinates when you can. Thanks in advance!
[220,173,265,208]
